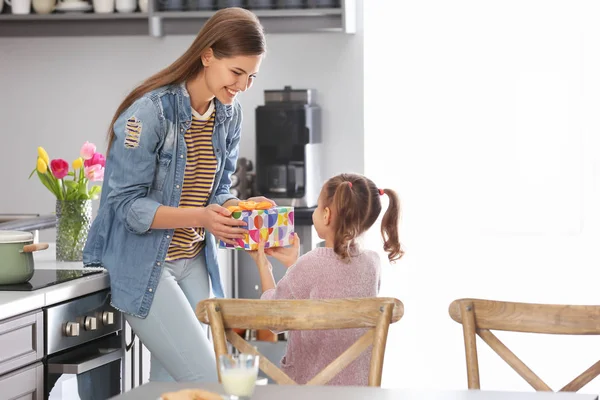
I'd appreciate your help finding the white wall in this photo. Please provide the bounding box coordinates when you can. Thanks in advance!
[365,0,600,393]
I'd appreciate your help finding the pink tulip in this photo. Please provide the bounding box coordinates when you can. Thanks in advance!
[84,165,105,182]
[84,153,106,168]
[80,141,96,160]
[50,159,69,179]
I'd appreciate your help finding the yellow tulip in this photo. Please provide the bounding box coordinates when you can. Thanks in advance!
[72,157,83,169]
[37,147,49,165]
[36,157,47,174]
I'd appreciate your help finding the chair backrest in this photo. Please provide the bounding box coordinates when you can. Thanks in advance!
[449,298,600,392]
[196,297,404,386]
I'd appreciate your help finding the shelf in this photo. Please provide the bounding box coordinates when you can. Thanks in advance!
[0,1,355,37]
[154,7,341,18]
[157,8,346,35]
[0,12,150,36]
[0,12,148,20]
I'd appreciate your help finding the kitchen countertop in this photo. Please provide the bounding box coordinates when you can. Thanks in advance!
[0,214,56,231]
[0,243,109,321]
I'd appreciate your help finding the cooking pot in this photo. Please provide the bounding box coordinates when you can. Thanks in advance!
[0,230,49,285]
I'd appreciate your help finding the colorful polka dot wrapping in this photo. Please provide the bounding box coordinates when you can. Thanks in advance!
[218,206,295,250]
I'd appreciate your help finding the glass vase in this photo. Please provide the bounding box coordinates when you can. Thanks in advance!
[55,200,92,262]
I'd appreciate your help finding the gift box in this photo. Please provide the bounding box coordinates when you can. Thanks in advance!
[219,205,295,250]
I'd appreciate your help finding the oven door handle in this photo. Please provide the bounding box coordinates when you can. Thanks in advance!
[47,347,124,375]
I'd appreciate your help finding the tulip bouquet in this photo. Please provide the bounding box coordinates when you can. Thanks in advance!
[30,141,105,201]
[30,142,106,262]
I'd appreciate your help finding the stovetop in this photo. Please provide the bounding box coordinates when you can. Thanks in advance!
[0,269,104,291]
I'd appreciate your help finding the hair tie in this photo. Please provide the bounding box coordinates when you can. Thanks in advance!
[378,188,384,196]
[347,182,353,188]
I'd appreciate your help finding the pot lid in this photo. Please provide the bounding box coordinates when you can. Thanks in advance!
[0,230,34,244]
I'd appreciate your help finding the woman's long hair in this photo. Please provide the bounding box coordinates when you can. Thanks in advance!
[106,7,266,150]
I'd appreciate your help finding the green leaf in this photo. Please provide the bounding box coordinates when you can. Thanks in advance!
[64,185,77,201]
[64,180,78,190]
[56,179,65,201]
[36,171,58,197]
[78,182,88,198]
[89,185,101,200]
[41,170,61,200]
[28,168,36,179]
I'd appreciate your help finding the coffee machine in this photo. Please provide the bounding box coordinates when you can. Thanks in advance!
[255,86,322,207]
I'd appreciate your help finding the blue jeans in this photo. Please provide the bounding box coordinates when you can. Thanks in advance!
[125,250,218,382]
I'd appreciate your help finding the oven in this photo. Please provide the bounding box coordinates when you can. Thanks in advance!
[45,289,124,400]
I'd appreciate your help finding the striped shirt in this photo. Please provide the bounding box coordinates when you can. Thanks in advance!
[166,101,217,261]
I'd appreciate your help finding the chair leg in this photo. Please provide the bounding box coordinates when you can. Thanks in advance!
[460,301,480,389]
[368,303,393,387]
[207,302,229,383]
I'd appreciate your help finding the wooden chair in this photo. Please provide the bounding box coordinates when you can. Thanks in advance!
[449,298,600,392]
[196,297,403,386]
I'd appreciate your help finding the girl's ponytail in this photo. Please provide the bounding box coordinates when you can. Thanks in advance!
[332,181,362,261]
[380,188,403,262]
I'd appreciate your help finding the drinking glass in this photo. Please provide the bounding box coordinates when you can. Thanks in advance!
[219,354,260,400]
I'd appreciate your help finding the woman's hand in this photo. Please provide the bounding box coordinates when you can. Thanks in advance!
[247,240,272,271]
[264,233,300,268]
[199,204,247,245]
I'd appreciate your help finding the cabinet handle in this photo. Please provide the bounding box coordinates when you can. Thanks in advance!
[47,348,123,374]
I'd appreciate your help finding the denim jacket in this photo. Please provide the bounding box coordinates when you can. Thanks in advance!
[83,83,240,318]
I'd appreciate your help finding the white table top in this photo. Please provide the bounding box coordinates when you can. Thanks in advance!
[110,382,599,400]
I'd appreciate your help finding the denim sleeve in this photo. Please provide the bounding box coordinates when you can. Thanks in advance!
[212,102,242,206]
[105,96,163,235]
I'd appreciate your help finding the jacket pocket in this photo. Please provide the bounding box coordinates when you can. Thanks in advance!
[152,153,172,191]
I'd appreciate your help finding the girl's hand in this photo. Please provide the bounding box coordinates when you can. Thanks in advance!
[199,204,247,245]
[248,240,272,270]
[248,240,276,292]
[246,196,277,206]
[264,233,300,268]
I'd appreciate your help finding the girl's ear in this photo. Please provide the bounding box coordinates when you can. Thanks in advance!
[323,207,332,226]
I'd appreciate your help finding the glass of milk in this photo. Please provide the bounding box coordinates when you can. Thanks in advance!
[219,354,260,399]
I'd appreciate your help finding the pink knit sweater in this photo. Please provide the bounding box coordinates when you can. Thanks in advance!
[260,247,381,386]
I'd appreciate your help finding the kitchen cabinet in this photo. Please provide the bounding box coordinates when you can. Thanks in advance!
[0,249,120,398]
[0,362,44,400]
[0,0,356,37]
[0,311,43,376]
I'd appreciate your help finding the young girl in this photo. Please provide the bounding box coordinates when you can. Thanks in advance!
[83,8,274,383]
[249,173,403,386]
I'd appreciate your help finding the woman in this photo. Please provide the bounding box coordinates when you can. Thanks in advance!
[83,7,272,382]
